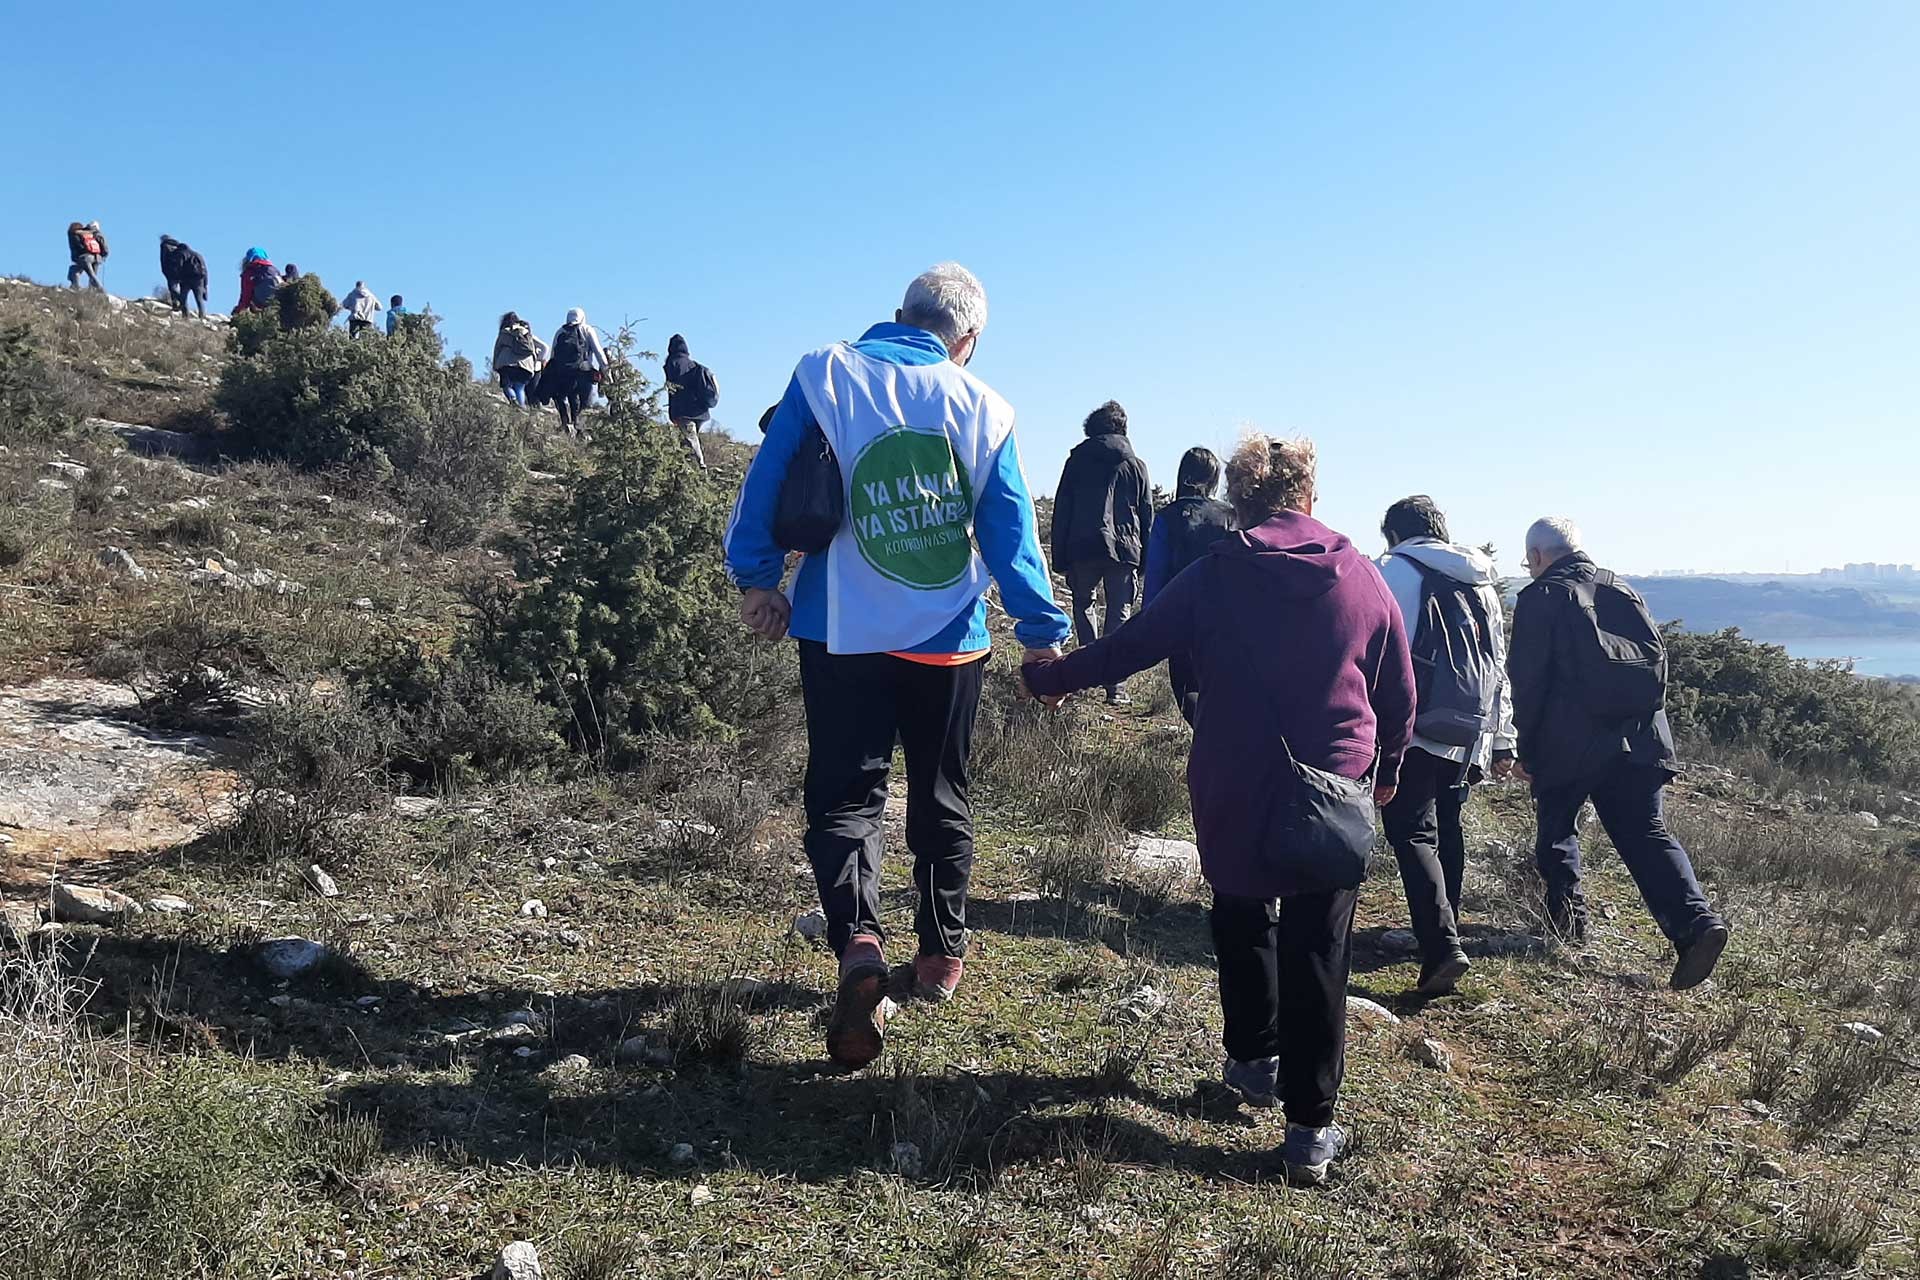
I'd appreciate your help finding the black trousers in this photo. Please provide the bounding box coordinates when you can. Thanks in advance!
[1067,556,1137,695]
[1533,758,1719,945]
[1381,747,1471,963]
[1211,888,1357,1129]
[167,279,206,317]
[798,641,985,960]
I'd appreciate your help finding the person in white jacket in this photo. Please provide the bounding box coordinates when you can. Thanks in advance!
[342,282,382,336]
[1375,496,1517,995]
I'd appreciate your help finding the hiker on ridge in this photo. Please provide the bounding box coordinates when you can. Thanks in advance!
[234,249,281,314]
[386,295,409,336]
[663,333,718,468]
[544,308,608,434]
[724,262,1072,1071]
[1050,400,1154,705]
[1022,435,1415,1187]
[1141,446,1236,723]
[159,236,209,318]
[1375,496,1514,996]
[342,281,383,336]
[1508,516,1730,990]
[66,221,109,290]
[492,312,548,407]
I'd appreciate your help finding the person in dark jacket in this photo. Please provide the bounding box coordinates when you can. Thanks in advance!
[1509,516,1729,990]
[159,236,209,318]
[1023,434,1415,1186]
[1141,446,1236,724]
[66,221,108,290]
[663,333,717,468]
[542,308,609,434]
[1050,400,1154,705]
[234,249,281,314]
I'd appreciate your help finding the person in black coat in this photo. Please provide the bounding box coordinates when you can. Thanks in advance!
[159,236,209,317]
[662,333,717,468]
[1141,446,1236,722]
[1050,400,1154,705]
[1508,516,1730,990]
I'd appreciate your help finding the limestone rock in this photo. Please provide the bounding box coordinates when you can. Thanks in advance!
[43,460,89,481]
[1379,929,1420,955]
[254,936,328,980]
[669,1142,697,1165]
[97,546,147,579]
[392,795,440,818]
[304,864,341,897]
[688,1185,713,1207]
[491,1240,543,1280]
[1,902,42,945]
[792,910,828,942]
[145,894,194,914]
[520,899,548,919]
[1410,1037,1455,1073]
[1346,996,1401,1027]
[49,882,143,926]
[1840,1021,1884,1043]
[1855,811,1882,830]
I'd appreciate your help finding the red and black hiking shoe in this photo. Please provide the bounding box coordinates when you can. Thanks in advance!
[826,934,889,1069]
[913,954,965,1003]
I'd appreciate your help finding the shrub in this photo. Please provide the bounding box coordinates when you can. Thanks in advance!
[477,336,768,765]
[223,687,394,863]
[360,644,562,785]
[276,273,339,331]
[0,321,84,440]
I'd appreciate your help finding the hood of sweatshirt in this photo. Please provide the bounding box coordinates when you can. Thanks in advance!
[1215,511,1353,599]
[667,334,689,359]
[1384,537,1503,589]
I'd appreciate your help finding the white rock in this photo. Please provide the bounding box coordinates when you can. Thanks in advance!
[97,546,147,579]
[49,882,143,926]
[688,1185,713,1207]
[254,936,328,979]
[145,894,194,914]
[1127,835,1200,871]
[350,597,374,611]
[1346,996,1401,1027]
[366,509,402,527]
[792,910,828,942]
[669,1142,697,1165]
[36,478,71,493]
[520,899,548,919]
[1114,985,1167,1024]
[304,864,340,898]
[655,817,719,840]
[496,1009,541,1031]
[392,795,440,818]
[491,1240,543,1280]
[540,856,558,871]
[43,460,89,481]
[1411,1037,1455,1073]
[1855,811,1882,830]
[889,1140,924,1177]
[1,903,41,944]
[1840,1021,1884,1043]
[546,1054,592,1082]
[355,995,382,1008]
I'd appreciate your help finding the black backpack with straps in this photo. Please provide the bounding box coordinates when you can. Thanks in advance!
[1568,570,1668,722]
[1402,558,1501,748]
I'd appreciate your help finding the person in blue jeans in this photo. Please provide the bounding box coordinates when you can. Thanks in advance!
[1508,516,1730,990]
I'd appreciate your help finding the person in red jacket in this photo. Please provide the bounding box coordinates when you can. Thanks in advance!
[234,248,281,314]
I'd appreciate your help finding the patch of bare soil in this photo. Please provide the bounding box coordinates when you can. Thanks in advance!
[0,676,236,891]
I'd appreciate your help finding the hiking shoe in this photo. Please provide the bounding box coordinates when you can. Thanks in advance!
[913,954,964,1003]
[1670,921,1730,991]
[1416,951,1472,996]
[1222,1056,1280,1108]
[1280,1123,1348,1186]
[826,935,889,1069]
[1546,905,1588,944]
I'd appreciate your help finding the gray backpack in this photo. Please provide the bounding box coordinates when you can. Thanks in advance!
[1403,559,1501,748]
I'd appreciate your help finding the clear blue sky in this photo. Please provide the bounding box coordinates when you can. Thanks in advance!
[6,2,1916,575]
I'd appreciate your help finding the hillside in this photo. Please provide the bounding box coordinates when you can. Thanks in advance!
[5,280,1920,1279]
[1630,576,1920,641]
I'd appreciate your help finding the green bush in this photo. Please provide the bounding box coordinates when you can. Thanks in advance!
[215,314,520,546]
[0,321,84,439]
[476,337,770,766]
[361,644,562,785]
[276,273,338,331]
[1665,626,1920,784]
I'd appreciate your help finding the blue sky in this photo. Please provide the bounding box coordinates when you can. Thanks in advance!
[5,1,1916,575]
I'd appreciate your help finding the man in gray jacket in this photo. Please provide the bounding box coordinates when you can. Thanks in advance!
[1376,496,1515,994]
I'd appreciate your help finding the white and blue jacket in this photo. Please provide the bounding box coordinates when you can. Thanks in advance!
[724,323,1070,656]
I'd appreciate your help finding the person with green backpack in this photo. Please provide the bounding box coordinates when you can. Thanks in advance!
[1508,516,1730,989]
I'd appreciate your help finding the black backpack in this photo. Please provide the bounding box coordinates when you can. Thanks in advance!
[1403,559,1501,748]
[1568,571,1667,721]
[551,325,592,372]
[774,414,843,553]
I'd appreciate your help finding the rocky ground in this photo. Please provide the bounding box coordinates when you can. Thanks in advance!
[4,279,1920,1278]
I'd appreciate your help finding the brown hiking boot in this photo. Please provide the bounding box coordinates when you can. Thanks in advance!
[913,954,964,1003]
[826,934,889,1069]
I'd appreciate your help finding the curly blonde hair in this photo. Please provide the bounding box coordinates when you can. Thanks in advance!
[1225,433,1317,526]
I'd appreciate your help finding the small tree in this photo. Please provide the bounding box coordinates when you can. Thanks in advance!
[276,273,339,331]
[480,333,773,764]
[0,322,83,439]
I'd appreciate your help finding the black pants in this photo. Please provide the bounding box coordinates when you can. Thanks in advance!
[349,317,374,336]
[1533,758,1719,945]
[798,641,985,960]
[1381,747,1470,963]
[1067,556,1137,695]
[551,370,592,430]
[1211,888,1357,1129]
[167,279,206,317]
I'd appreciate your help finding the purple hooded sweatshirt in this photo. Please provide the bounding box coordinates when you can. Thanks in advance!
[1023,510,1416,899]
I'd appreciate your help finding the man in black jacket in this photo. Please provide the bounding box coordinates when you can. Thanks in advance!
[663,333,716,468]
[1508,517,1729,990]
[159,236,209,318]
[1050,400,1154,705]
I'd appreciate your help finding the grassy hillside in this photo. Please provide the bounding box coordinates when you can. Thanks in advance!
[4,280,1920,1279]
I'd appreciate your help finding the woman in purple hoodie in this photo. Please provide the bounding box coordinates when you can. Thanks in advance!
[1022,435,1415,1185]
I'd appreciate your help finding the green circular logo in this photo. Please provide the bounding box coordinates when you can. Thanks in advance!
[848,427,976,589]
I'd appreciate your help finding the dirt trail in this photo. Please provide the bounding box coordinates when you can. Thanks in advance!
[0,677,236,892]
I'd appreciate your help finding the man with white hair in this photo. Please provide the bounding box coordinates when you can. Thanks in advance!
[724,263,1071,1068]
[1508,517,1730,989]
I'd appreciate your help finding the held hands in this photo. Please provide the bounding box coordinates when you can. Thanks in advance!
[738,587,791,642]
[1491,756,1517,782]
[1017,647,1065,708]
